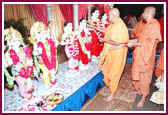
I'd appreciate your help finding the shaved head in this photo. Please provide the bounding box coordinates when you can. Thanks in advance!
[108,8,120,24]
[143,6,156,22]
[109,8,120,17]
[144,6,156,17]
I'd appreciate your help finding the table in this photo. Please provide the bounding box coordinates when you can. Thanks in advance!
[4,60,104,111]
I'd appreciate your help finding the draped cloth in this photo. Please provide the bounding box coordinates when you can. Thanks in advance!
[78,4,88,21]
[59,4,73,23]
[132,19,162,97]
[4,4,36,31]
[51,4,65,42]
[159,16,164,41]
[98,18,129,93]
[30,4,48,26]
[133,19,145,38]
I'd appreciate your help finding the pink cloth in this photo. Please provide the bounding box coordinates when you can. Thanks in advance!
[14,76,32,99]
[30,4,48,26]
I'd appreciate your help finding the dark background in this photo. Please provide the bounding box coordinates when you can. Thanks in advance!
[114,4,164,20]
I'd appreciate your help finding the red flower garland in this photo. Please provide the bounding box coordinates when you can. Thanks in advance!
[37,39,56,70]
[81,29,85,37]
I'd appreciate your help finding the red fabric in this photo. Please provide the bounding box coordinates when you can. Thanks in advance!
[81,29,85,37]
[104,4,110,15]
[85,42,92,51]
[159,16,164,41]
[59,4,73,23]
[78,4,88,21]
[78,30,92,64]
[105,24,108,28]
[30,4,48,26]
[78,41,89,65]
[90,30,101,57]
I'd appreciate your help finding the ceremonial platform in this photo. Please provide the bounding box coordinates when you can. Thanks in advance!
[4,52,160,111]
[4,60,104,111]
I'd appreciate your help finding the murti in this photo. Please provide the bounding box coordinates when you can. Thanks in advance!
[4,27,35,99]
[29,22,58,85]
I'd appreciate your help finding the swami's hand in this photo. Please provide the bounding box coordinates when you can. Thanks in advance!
[87,24,95,29]
[87,21,95,29]
[126,42,141,47]
[98,37,104,43]
[109,44,126,50]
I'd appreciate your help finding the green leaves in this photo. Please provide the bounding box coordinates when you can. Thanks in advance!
[4,18,29,44]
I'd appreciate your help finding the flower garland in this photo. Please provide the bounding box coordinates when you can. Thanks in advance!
[9,48,33,78]
[19,66,33,78]
[23,47,32,59]
[9,49,20,65]
[81,29,85,37]
[37,39,56,70]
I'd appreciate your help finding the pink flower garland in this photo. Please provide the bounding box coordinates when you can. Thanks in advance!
[9,48,33,78]
[19,66,33,78]
[23,47,32,59]
[9,49,20,65]
[37,39,56,70]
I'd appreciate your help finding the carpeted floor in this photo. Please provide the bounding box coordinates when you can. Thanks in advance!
[81,63,136,111]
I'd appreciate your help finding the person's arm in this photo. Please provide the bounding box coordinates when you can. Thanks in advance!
[87,24,105,33]
[128,39,138,43]
[126,39,141,48]
[87,21,105,33]
[98,37,120,46]
[109,44,127,50]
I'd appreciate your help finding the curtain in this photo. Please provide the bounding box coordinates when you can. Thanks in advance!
[91,4,110,17]
[59,4,73,23]
[104,4,110,15]
[92,4,104,15]
[4,4,36,31]
[51,4,65,42]
[78,4,88,21]
[30,4,48,26]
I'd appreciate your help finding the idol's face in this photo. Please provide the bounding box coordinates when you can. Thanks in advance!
[64,23,73,33]
[80,20,86,28]
[10,38,21,48]
[92,10,100,18]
